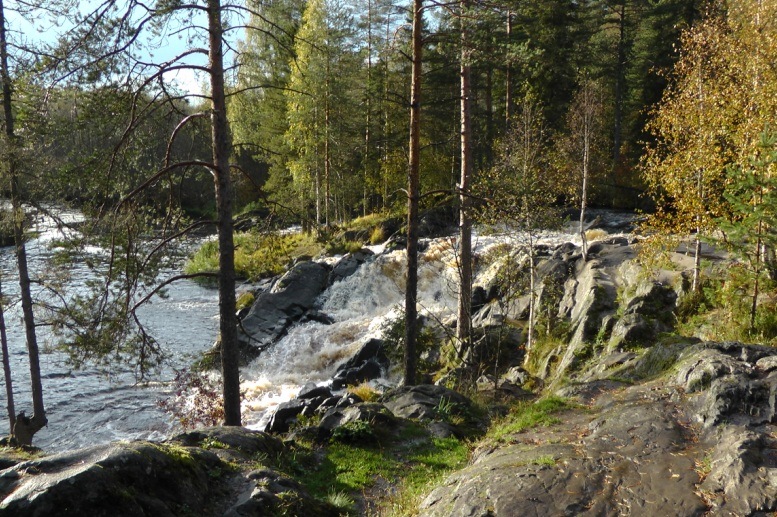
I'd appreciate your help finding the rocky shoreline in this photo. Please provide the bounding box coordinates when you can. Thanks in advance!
[2,227,777,515]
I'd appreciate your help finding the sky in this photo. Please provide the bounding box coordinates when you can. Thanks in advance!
[5,1,246,96]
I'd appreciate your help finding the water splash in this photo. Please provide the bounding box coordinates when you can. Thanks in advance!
[240,244,462,428]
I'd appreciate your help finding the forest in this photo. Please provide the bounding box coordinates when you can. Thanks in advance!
[1,0,777,450]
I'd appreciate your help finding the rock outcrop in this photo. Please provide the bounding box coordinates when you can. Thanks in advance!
[420,340,777,516]
[0,427,339,517]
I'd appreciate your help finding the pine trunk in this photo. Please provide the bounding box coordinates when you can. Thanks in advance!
[404,0,423,386]
[1,0,46,446]
[207,0,240,426]
[456,0,473,358]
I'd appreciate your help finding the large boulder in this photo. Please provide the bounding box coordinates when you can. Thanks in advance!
[225,468,340,517]
[0,442,223,516]
[381,384,479,426]
[331,338,389,389]
[328,249,374,285]
[237,261,330,361]
[318,402,398,438]
[608,280,677,350]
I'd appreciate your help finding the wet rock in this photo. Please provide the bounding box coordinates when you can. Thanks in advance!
[264,399,307,434]
[318,403,397,437]
[699,426,777,516]
[173,427,284,458]
[331,360,384,390]
[335,338,389,373]
[297,383,333,401]
[556,379,631,405]
[299,310,334,325]
[609,281,677,349]
[315,396,342,414]
[382,385,476,423]
[475,374,533,399]
[0,442,223,517]
[335,393,363,408]
[225,468,341,517]
[237,261,330,363]
[675,347,751,393]
[675,344,777,428]
[329,249,374,285]
[756,355,777,373]
[420,386,707,517]
[418,204,456,238]
[551,260,618,377]
[331,338,389,389]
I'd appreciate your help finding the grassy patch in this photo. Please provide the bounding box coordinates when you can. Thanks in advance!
[486,396,571,443]
[384,437,469,516]
[185,231,322,281]
[531,454,557,467]
[280,422,468,516]
[348,382,381,402]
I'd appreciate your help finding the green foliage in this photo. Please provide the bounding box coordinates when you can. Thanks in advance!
[325,491,356,515]
[236,291,256,311]
[324,239,363,256]
[531,455,557,467]
[347,382,380,402]
[383,437,469,516]
[331,421,375,444]
[379,308,440,376]
[369,226,386,245]
[185,231,322,281]
[157,369,225,429]
[486,396,571,443]
[282,421,468,516]
[676,264,777,345]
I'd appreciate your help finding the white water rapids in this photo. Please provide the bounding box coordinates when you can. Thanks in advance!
[0,208,633,452]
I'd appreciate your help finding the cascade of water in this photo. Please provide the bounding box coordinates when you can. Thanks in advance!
[240,242,462,427]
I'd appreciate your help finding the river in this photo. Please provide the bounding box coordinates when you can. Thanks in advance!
[0,211,220,451]
[1,208,634,451]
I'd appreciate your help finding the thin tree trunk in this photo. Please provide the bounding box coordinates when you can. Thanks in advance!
[613,3,626,168]
[456,0,473,359]
[692,232,701,293]
[580,83,591,262]
[505,11,512,126]
[526,241,536,357]
[1,0,46,446]
[207,0,240,426]
[364,0,372,217]
[404,0,423,386]
[325,58,331,227]
[0,282,15,436]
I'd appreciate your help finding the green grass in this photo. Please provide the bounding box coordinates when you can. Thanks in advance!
[385,437,469,516]
[185,231,322,281]
[279,422,468,516]
[486,396,572,443]
[531,454,557,467]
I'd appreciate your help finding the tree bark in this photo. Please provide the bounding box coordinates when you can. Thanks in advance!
[404,0,423,386]
[613,2,626,168]
[0,282,15,436]
[207,0,240,426]
[1,0,46,446]
[579,81,591,263]
[456,0,473,359]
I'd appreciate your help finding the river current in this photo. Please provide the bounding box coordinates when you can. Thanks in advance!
[0,211,220,451]
[0,208,631,452]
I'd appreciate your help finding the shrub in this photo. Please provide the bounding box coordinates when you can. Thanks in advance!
[331,420,375,444]
[348,382,380,402]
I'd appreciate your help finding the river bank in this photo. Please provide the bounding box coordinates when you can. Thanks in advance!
[2,227,777,515]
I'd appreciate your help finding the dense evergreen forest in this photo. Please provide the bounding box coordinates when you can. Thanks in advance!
[2,0,777,447]
[231,0,702,222]
[5,1,704,221]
